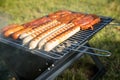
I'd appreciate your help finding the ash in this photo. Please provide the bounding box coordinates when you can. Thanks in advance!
[54,40,78,53]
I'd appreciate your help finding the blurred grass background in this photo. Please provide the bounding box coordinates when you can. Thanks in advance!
[0,0,120,80]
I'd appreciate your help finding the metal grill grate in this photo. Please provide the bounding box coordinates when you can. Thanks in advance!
[0,16,113,60]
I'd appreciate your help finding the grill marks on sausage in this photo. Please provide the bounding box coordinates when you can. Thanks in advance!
[30,21,60,38]
[20,20,59,39]
[12,27,33,40]
[44,26,80,51]
[29,23,65,49]
[38,23,75,49]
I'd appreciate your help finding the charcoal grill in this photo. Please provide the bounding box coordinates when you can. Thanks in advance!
[0,15,112,80]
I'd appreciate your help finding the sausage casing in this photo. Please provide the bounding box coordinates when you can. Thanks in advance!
[4,26,24,37]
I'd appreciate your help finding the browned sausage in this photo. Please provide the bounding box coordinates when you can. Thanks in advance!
[4,26,24,37]
[1,24,19,32]
[12,27,33,39]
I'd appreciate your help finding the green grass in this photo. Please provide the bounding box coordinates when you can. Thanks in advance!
[0,0,120,80]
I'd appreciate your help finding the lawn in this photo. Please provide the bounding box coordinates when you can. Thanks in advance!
[0,0,120,80]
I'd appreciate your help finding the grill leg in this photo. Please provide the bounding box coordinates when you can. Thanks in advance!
[90,55,106,80]
[86,43,106,80]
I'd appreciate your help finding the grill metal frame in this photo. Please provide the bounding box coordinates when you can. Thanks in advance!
[0,16,113,60]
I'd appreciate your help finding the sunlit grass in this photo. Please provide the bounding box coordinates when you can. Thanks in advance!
[0,0,120,80]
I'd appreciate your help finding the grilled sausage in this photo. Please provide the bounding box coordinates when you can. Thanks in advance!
[12,27,33,40]
[44,26,80,51]
[20,20,59,39]
[38,23,75,49]
[1,24,19,32]
[29,23,65,49]
[4,26,24,37]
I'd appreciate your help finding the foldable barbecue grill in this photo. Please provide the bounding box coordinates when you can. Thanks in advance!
[0,14,112,80]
